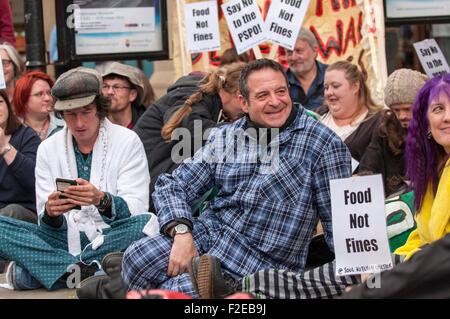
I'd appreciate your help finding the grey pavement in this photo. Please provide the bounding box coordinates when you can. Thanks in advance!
[0,273,77,299]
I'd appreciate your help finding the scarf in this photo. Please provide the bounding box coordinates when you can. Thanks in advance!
[64,121,110,256]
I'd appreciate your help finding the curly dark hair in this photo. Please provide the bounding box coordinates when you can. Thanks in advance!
[239,59,288,101]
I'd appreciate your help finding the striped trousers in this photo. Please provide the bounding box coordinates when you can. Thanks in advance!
[241,255,404,299]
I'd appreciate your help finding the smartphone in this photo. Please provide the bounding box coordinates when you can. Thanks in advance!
[55,178,81,210]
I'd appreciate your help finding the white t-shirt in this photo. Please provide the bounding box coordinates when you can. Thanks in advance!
[321,110,368,141]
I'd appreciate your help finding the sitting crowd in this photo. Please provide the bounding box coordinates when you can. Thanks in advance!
[0,32,449,299]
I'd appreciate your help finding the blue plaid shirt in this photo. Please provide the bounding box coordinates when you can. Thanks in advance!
[154,107,351,275]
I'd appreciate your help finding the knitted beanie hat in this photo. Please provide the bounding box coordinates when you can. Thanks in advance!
[384,69,428,107]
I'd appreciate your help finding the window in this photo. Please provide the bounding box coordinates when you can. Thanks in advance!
[55,0,168,62]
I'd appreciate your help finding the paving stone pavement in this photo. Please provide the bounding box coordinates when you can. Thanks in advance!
[0,274,77,299]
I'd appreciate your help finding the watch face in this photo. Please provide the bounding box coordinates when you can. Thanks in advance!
[175,224,189,234]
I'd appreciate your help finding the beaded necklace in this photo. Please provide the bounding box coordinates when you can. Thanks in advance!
[63,120,108,191]
[25,116,50,140]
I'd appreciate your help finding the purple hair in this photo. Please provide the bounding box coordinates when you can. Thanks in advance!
[406,73,450,210]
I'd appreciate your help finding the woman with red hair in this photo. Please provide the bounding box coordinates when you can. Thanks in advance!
[13,71,64,140]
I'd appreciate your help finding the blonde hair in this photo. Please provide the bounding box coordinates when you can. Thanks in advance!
[326,61,382,115]
[161,62,245,141]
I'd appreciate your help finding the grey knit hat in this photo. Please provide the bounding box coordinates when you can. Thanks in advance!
[384,69,428,107]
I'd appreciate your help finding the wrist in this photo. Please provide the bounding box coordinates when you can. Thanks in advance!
[95,191,105,206]
[96,192,112,212]
[45,202,55,217]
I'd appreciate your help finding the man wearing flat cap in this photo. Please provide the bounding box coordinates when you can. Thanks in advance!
[102,62,146,129]
[0,67,157,291]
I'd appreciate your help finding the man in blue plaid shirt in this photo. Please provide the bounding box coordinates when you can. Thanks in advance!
[122,59,352,297]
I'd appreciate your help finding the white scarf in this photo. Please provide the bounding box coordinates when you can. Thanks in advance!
[64,121,110,255]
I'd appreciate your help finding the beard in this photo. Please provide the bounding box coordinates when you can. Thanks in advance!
[290,59,315,77]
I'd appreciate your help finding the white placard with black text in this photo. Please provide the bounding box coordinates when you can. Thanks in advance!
[330,174,392,276]
[413,39,450,78]
[0,58,5,89]
[221,0,267,55]
[265,0,310,50]
[184,1,221,54]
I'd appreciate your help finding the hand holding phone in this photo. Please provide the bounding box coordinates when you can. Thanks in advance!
[56,178,78,198]
[56,178,81,210]
[56,178,104,209]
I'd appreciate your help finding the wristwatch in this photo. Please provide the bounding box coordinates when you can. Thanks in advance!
[97,193,108,207]
[96,192,111,212]
[171,223,191,237]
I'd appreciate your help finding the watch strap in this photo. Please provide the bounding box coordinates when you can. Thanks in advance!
[163,218,193,237]
[168,222,191,238]
[96,192,112,212]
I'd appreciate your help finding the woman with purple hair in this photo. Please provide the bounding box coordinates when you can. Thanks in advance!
[394,73,450,260]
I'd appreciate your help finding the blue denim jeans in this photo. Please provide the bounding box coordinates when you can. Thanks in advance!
[10,262,105,291]
[9,263,44,290]
[10,263,67,291]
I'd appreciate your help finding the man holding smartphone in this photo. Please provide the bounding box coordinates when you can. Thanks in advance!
[0,67,156,291]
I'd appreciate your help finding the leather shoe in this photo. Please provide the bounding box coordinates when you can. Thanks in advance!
[188,254,238,299]
[101,252,123,275]
[76,267,126,299]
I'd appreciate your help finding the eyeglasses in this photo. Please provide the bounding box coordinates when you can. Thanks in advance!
[30,90,53,99]
[102,84,131,93]
[1,59,12,67]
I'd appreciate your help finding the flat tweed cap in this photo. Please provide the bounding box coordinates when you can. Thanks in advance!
[52,67,103,111]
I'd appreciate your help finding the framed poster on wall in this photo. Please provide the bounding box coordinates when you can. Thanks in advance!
[385,0,450,25]
[56,0,168,64]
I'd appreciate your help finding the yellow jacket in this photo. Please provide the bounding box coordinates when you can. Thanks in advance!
[395,159,450,260]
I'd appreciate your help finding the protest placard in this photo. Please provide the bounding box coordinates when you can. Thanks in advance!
[221,0,267,55]
[265,0,310,50]
[330,175,392,276]
[184,1,221,54]
[0,59,5,89]
[413,39,450,78]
